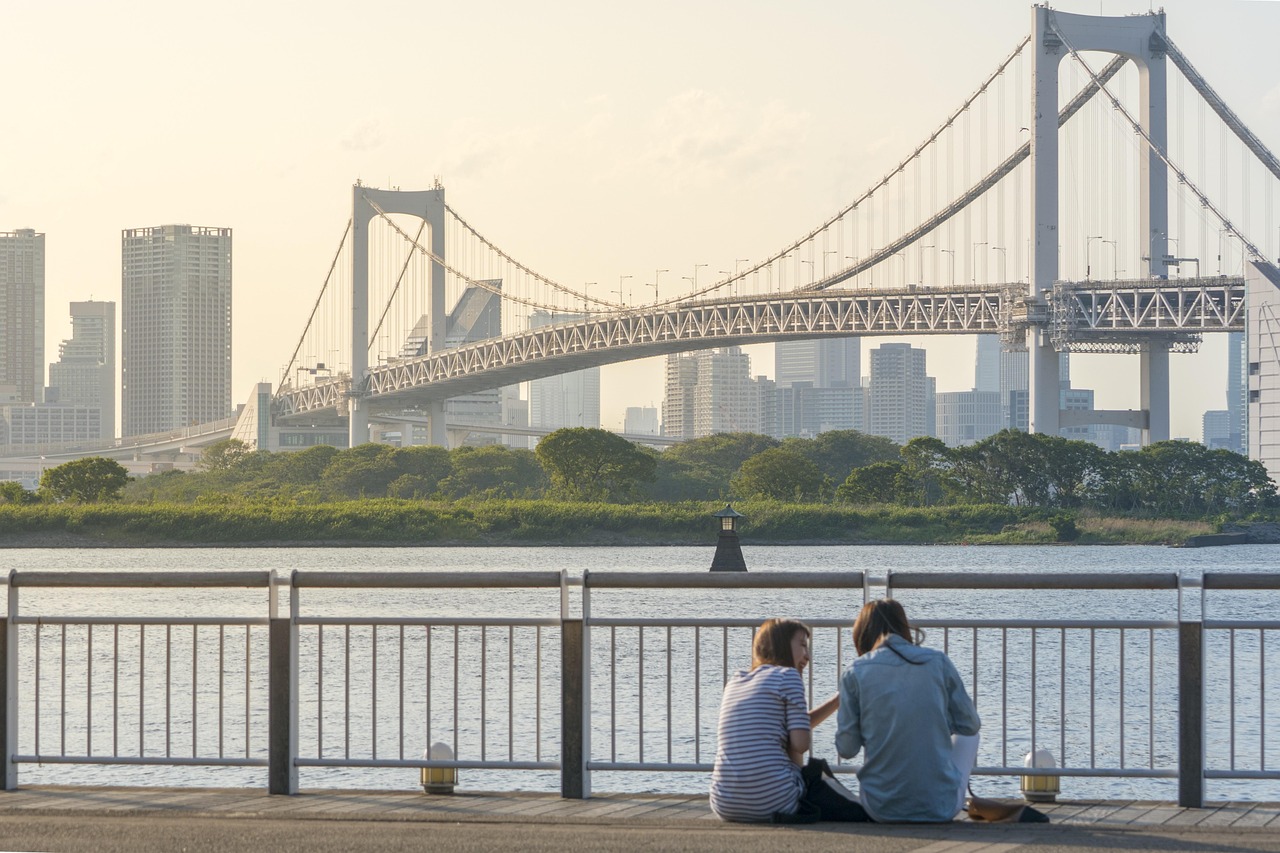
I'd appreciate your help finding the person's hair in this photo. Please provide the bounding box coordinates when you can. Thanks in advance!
[751,618,810,669]
[852,599,923,656]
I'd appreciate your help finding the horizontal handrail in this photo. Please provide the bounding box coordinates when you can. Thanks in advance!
[585,571,863,589]
[1203,573,1280,589]
[9,571,274,588]
[298,616,560,627]
[291,571,564,588]
[889,572,1181,590]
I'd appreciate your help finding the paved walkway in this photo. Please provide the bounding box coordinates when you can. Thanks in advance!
[0,788,1277,852]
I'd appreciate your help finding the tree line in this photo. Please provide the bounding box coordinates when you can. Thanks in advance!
[6,428,1274,519]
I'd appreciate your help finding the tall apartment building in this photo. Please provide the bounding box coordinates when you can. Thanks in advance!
[662,347,757,439]
[48,301,115,439]
[122,225,232,436]
[868,343,933,445]
[0,229,45,403]
[528,311,600,430]
[772,338,860,438]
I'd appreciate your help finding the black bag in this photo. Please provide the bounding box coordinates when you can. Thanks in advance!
[772,758,872,824]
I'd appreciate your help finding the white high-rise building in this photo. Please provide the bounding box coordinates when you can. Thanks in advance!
[48,301,115,439]
[528,311,600,430]
[624,406,659,436]
[122,225,232,437]
[662,347,756,440]
[0,229,45,404]
[868,343,933,445]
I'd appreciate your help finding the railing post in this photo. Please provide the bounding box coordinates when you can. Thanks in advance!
[1178,574,1204,808]
[2,572,16,790]
[269,607,298,794]
[561,617,585,799]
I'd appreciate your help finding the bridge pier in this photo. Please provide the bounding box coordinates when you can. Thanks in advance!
[1141,340,1171,445]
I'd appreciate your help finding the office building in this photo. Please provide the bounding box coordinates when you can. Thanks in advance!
[662,347,757,440]
[0,403,101,447]
[867,343,933,445]
[624,406,660,436]
[975,335,1001,394]
[1227,331,1246,454]
[0,229,45,403]
[122,225,232,436]
[529,311,600,430]
[936,390,1002,447]
[48,301,115,439]
[999,349,1028,431]
[775,338,860,390]
[776,382,857,438]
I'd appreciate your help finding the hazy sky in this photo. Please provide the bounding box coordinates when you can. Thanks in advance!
[6,0,1280,439]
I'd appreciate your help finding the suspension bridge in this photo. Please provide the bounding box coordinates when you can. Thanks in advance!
[11,6,1280,471]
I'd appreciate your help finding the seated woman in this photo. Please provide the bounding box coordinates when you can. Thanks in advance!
[835,599,981,823]
[709,618,840,822]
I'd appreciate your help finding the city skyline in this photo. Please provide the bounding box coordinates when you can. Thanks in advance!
[5,1,1279,440]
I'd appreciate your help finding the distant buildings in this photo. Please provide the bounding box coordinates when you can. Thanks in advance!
[529,311,600,431]
[867,343,934,445]
[662,347,758,439]
[936,391,1001,447]
[48,301,115,439]
[0,229,45,404]
[770,338,860,438]
[624,406,659,436]
[121,225,232,437]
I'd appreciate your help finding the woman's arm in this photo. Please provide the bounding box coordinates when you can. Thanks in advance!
[787,728,812,765]
[809,692,839,728]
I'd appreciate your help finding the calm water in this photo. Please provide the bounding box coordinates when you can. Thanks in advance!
[3,544,1277,802]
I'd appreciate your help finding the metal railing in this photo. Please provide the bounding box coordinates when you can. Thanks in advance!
[0,569,1276,808]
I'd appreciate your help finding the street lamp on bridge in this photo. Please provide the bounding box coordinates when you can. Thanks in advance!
[617,275,631,305]
[800,258,814,284]
[991,246,1007,283]
[1086,235,1103,281]
[940,249,956,286]
[972,242,988,284]
[1102,240,1118,280]
[650,269,667,303]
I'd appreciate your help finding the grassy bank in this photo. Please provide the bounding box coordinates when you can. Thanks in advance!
[0,500,1215,547]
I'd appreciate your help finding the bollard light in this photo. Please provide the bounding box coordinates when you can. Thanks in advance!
[1020,748,1060,803]
[421,741,456,794]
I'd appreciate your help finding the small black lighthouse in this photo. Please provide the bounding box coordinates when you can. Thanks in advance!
[709,504,747,572]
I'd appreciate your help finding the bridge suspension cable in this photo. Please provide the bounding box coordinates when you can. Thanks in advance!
[276,219,351,394]
[362,193,619,317]
[625,35,1033,305]
[1048,17,1265,261]
[443,203,622,309]
[367,216,427,354]
[801,54,1127,292]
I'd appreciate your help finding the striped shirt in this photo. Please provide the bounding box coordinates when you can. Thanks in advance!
[709,665,808,822]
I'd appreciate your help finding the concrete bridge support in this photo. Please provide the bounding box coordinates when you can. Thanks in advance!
[1031,7,1170,444]
[349,184,447,448]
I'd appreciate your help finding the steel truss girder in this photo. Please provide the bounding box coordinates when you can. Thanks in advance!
[273,279,1245,419]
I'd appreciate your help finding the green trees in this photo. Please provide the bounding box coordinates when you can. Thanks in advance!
[0,482,35,505]
[438,446,546,499]
[732,447,825,501]
[535,428,657,501]
[40,458,130,502]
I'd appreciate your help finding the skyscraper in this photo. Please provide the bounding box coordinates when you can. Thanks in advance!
[868,343,933,445]
[528,311,601,430]
[1227,331,1246,454]
[122,225,232,436]
[0,229,45,403]
[48,301,116,439]
[975,335,1001,394]
[774,338,860,389]
[662,347,757,439]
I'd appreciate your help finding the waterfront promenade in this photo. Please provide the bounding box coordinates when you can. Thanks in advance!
[0,787,1277,852]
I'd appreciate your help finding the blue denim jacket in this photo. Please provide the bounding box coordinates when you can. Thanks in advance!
[835,634,981,822]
